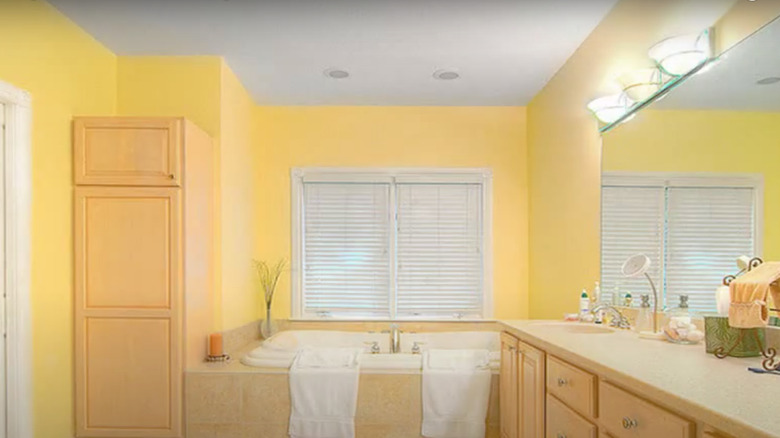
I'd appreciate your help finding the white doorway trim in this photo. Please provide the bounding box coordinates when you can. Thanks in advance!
[0,80,33,438]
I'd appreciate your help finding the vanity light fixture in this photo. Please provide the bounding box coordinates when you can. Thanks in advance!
[618,67,665,101]
[586,93,635,124]
[648,29,712,76]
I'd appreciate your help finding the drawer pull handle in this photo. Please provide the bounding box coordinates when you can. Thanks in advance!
[556,377,568,387]
[557,434,567,438]
[622,417,638,429]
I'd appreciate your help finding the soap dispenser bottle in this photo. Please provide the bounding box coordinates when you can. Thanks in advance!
[635,294,654,333]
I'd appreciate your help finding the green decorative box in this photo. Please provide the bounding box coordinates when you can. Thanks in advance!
[704,315,766,358]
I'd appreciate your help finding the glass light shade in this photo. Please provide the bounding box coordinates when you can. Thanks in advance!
[618,68,664,101]
[587,93,634,124]
[648,31,711,76]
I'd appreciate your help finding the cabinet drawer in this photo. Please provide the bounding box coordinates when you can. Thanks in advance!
[74,117,182,186]
[546,356,597,418]
[599,381,693,438]
[546,394,597,438]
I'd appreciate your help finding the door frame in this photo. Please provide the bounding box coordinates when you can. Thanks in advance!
[0,80,33,438]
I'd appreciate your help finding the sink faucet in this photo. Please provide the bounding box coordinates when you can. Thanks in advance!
[390,324,402,353]
[591,304,631,329]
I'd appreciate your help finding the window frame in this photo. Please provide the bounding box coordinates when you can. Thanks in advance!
[291,167,493,321]
[601,171,764,310]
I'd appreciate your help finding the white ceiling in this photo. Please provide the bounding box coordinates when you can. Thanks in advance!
[654,16,780,111]
[48,0,618,106]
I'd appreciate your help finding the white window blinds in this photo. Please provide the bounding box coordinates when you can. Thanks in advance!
[396,184,483,318]
[294,169,491,320]
[601,174,759,312]
[302,183,391,317]
[666,187,755,312]
[601,186,665,306]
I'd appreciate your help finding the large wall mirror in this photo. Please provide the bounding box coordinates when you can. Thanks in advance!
[600,16,780,313]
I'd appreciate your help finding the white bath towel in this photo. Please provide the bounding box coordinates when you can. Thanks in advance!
[422,349,491,438]
[289,348,361,438]
[425,349,490,370]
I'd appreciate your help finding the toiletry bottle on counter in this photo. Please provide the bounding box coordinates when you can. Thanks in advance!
[579,289,590,321]
[635,294,653,333]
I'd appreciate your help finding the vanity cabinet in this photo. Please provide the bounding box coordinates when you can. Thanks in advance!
[500,331,704,438]
[500,332,546,438]
[74,117,214,437]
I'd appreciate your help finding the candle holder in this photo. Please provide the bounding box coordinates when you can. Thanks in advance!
[206,354,231,363]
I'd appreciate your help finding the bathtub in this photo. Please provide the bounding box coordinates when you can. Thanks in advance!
[241,330,500,372]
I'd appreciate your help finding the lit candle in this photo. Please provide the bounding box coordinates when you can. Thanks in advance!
[209,333,223,357]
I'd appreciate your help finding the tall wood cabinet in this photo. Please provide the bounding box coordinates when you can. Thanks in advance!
[500,332,546,438]
[74,117,214,437]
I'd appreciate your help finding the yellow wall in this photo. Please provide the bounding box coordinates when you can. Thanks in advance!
[603,109,780,261]
[0,1,117,437]
[116,57,258,331]
[117,56,222,136]
[526,0,780,319]
[253,106,529,319]
[218,64,258,329]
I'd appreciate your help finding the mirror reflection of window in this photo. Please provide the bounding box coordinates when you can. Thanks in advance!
[601,173,761,312]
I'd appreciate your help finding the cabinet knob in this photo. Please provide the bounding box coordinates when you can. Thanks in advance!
[622,417,638,429]
[169,174,175,180]
[556,377,568,387]
[557,433,567,438]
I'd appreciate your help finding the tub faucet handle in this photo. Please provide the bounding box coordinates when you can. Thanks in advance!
[412,341,426,355]
[364,341,381,354]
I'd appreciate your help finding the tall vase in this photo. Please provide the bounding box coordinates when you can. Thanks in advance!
[261,302,278,339]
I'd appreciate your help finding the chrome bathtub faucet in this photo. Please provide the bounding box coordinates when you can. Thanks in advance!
[390,324,402,354]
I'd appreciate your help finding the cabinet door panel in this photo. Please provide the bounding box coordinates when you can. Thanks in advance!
[74,118,181,186]
[81,192,177,308]
[75,187,182,437]
[85,318,172,429]
[500,333,519,438]
[519,341,545,438]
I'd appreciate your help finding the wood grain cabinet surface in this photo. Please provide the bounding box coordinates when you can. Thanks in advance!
[546,355,597,419]
[74,117,182,187]
[501,333,520,438]
[546,394,597,438]
[74,117,214,438]
[501,332,546,438]
[598,380,693,438]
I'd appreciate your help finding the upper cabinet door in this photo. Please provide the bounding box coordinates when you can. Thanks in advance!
[74,117,182,187]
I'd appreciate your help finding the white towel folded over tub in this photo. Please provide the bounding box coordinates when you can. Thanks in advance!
[425,349,490,370]
[289,348,362,438]
[422,349,491,438]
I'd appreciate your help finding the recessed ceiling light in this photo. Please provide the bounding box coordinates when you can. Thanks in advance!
[433,70,460,81]
[324,68,349,79]
[756,77,780,85]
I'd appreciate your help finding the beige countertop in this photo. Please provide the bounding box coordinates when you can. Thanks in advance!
[499,320,780,438]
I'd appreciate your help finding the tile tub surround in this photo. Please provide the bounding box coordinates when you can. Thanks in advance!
[185,371,500,438]
[501,320,780,438]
